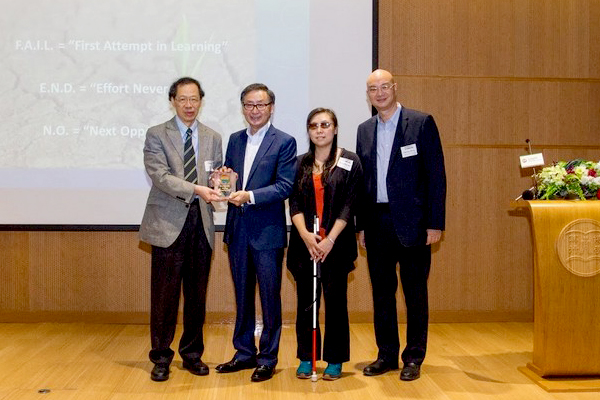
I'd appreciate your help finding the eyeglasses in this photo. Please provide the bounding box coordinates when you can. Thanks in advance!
[243,102,272,111]
[175,96,201,105]
[307,122,333,130]
[367,83,396,93]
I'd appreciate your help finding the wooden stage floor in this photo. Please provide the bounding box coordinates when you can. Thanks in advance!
[0,322,597,400]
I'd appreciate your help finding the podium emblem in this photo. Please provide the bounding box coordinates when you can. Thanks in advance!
[556,218,600,277]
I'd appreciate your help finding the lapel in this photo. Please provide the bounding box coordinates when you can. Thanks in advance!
[235,132,248,190]
[367,117,378,172]
[197,123,209,165]
[388,108,408,172]
[245,125,276,187]
[166,117,184,160]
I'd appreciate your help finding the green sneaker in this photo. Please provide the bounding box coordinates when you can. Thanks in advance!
[323,363,342,380]
[296,361,312,379]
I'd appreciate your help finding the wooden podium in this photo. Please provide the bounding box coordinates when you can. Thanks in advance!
[514,200,600,389]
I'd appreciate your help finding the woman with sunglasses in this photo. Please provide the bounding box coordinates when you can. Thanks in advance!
[287,107,363,380]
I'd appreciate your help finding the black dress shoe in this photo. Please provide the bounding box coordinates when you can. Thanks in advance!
[363,359,399,376]
[151,364,169,381]
[215,357,257,373]
[250,365,275,382]
[182,359,209,376]
[400,362,421,381]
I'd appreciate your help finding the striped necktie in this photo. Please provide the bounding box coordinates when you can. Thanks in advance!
[183,128,198,184]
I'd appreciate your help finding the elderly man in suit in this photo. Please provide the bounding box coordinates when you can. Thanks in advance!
[139,77,224,382]
[356,69,446,381]
[215,83,297,382]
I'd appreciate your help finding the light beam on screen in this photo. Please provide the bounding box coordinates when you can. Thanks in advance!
[0,0,371,226]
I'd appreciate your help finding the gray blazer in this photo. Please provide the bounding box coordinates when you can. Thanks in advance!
[139,117,222,249]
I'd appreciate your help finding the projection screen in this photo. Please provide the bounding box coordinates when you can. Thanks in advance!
[0,0,372,226]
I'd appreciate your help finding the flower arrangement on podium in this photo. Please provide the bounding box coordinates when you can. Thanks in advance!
[535,159,600,200]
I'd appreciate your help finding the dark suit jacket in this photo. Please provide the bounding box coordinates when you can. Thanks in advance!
[356,107,446,247]
[223,125,297,250]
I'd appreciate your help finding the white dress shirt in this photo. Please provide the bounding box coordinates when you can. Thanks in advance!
[243,121,271,204]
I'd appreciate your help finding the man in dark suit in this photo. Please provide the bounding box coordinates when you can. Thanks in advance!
[356,69,446,381]
[215,83,297,382]
[140,77,224,382]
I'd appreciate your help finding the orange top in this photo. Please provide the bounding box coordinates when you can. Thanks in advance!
[312,173,326,239]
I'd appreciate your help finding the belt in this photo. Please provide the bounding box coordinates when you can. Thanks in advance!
[375,202,390,212]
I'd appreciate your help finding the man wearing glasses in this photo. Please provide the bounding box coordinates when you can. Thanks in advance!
[140,77,224,382]
[356,69,446,381]
[216,83,297,382]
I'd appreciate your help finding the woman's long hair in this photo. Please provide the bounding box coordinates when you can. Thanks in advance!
[299,108,338,188]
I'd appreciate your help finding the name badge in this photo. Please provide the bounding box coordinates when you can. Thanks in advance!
[401,144,418,158]
[204,160,214,172]
[519,153,545,168]
[337,157,353,171]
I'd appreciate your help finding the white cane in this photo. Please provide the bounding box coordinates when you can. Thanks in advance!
[311,215,320,382]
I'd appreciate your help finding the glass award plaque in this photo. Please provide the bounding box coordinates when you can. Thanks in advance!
[210,170,236,198]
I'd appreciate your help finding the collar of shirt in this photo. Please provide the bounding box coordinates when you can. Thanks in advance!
[245,121,271,144]
[175,116,198,137]
[376,102,402,129]
[175,116,199,152]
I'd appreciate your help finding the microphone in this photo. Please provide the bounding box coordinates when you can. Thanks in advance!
[521,186,536,200]
[525,138,537,175]
[519,139,538,200]
[515,186,536,201]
